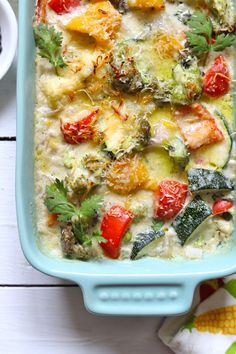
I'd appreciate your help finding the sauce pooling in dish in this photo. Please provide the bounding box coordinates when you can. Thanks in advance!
[34,0,236,261]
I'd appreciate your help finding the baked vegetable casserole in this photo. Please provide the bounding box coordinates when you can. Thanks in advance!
[34,0,235,261]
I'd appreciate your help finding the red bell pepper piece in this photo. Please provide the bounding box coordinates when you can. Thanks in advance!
[100,205,133,259]
[48,0,81,15]
[212,199,233,216]
[155,180,188,221]
[203,55,230,98]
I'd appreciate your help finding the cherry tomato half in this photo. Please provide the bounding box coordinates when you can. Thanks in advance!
[212,199,233,216]
[155,180,188,221]
[61,111,97,145]
[48,0,81,15]
[203,55,230,98]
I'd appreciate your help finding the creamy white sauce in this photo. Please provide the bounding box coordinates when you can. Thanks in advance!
[34,0,235,260]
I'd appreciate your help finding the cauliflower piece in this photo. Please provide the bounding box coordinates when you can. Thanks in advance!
[127,0,165,9]
[39,75,82,108]
[65,1,122,45]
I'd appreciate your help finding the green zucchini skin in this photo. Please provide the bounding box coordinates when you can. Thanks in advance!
[215,111,233,168]
[187,111,232,170]
[188,168,235,192]
[172,196,212,245]
[130,230,165,260]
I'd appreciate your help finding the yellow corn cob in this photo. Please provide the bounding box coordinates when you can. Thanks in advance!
[66,1,122,45]
[192,306,236,335]
[127,0,165,10]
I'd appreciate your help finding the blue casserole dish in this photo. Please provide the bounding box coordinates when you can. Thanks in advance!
[16,0,236,316]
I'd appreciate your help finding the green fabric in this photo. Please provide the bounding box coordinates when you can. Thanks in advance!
[226,341,236,354]
[224,280,236,299]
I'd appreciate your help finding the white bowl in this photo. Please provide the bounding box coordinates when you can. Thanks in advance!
[0,0,17,80]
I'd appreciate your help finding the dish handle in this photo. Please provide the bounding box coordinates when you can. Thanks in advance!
[78,276,198,316]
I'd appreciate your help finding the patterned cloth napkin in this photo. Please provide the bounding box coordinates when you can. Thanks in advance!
[158,276,236,354]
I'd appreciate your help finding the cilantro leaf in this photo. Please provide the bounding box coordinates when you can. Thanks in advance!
[79,195,104,220]
[185,11,235,55]
[73,224,107,246]
[211,33,235,52]
[45,180,103,224]
[33,24,67,74]
[45,179,78,222]
[82,230,107,247]
[186,32,210,54]
[187,11,212,40]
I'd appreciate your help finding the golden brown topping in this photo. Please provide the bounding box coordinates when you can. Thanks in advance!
[65,1,122,45]
[106,156,149,194]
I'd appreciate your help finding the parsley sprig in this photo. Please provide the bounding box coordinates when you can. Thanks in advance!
[186,11,235,55]
[33,24,67,75]
[45,179,103,223]
[45,179,106,246]
[73,224,107,246]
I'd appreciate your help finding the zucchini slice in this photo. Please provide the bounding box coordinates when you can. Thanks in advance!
[130,230,165,260]
[172,196,212,245]
[188,111,232,170]
[188,168,235,192]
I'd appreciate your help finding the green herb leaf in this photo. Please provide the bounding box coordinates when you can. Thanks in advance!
[79,195,104,220]
[186,32,210,54]
[44,179,78,222]
[33,24,67,74]
[187,11,213,40]
[152,220,164,233]
[45,180,104,224]
[83,230,107,247]
[185,11,235,55]
[211,33,235,52]
[73,225,107,246]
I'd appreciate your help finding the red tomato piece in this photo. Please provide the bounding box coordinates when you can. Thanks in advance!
[155,180,188,221]
[212,199,233,216]
[61,111,97,144]
[47,213,58,227]
[203,55,230,98]
[48,0,81,15]
[100,205,133,259]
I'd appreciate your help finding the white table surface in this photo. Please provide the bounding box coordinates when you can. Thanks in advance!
[0,2,173,353]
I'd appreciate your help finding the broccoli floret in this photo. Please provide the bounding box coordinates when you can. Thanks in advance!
[171,56,202,105]
[65,154,109,194]
[110,43,144,93]
[65,172,94,195]
[82,154,110,177]
[134,118,151,152]
[110,41,174,103]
